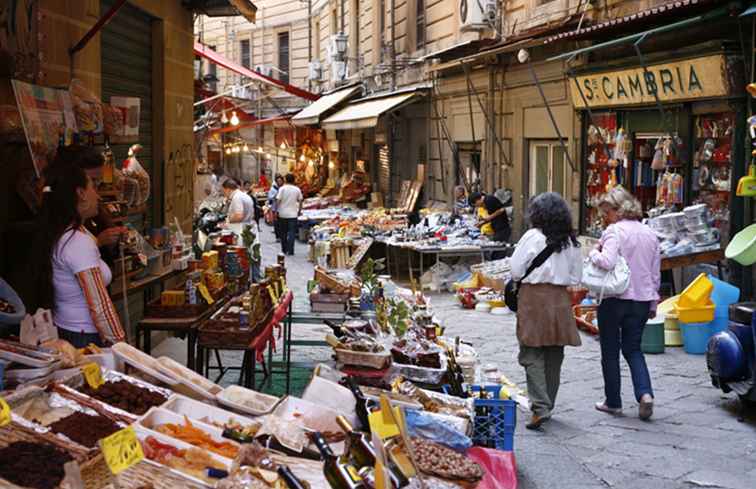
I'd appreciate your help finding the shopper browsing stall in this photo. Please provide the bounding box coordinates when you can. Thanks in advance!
[31,152,125,347]
[276,173,303,256]
[590,186,660,421]
[510,192,582,430]
[471,191,511,243]
[222,179,257,234]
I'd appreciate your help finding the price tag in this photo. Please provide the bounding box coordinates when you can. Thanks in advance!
[0,397,10,427]
[99,426,144,475]
[368,395,401,440]
[81,362,104,389]
[198,283,215,305]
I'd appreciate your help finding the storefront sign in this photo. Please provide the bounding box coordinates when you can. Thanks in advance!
[570,55,729,109]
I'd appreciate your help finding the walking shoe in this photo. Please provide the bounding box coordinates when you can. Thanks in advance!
[594,402,622,415]
[638,394,654,421]
[525,414,551,430]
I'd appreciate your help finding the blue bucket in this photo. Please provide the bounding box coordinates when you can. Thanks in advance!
[681,322,714,354]
[708,275,740,308]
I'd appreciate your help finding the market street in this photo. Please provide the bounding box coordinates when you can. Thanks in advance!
[255,224,756,489]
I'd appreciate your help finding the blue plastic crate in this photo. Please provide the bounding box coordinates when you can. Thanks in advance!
[470,385,517,451]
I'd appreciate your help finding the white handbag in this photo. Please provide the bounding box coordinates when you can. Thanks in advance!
[581,255,631,303]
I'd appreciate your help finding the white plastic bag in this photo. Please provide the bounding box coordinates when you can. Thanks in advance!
[122,144,150,206]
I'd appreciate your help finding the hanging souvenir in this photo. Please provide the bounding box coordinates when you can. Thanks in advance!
[651,145,666,170]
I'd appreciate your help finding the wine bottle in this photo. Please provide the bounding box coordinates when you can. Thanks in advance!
[312,431,365,489]
[342,377,371,431]
[336,416,408,488]
[222,427,255,444]
[278,465,307,489]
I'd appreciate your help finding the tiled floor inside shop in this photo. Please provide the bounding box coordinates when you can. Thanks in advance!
[153,223,756,489]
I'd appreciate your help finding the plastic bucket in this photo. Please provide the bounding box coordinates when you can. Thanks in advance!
[678,273,713,308]
[680,322,713,354]
[707,275,740,307]
[642,321,665,354]
[710,307,730,335]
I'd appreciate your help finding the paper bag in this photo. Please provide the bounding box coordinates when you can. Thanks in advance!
[20,308,58,347]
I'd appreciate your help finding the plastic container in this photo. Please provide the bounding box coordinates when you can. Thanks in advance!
[470,385,516,451]
[707,275,740,307]
[674,301,715,324]
[642,320,665,354]
[678,273,713,308]
[725,223,756,266]
[665,329,684,347]
[710,313,730,335]
[664,313,680,331]
[680,322,713,354]
[217,385,281,416]
[163,395,256,427]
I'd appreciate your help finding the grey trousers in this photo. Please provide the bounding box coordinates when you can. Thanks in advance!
[518,345,565,417]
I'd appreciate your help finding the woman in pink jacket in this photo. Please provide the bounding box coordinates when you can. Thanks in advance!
[590,186,660,420]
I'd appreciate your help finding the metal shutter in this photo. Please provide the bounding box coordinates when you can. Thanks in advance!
[100,0,154,227]
[378,144,390,199]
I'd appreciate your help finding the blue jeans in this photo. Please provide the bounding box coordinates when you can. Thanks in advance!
[280,218,298,255]
[598,298,654,408]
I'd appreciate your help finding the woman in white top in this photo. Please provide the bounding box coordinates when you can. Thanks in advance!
[32,151,125,348]
[510,192,582,429]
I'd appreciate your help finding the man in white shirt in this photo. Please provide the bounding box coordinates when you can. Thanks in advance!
[275,173,303,255]
[222,179,257,237]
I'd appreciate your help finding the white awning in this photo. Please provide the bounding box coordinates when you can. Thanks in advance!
[321,91,423,130]
[291,86,362,126]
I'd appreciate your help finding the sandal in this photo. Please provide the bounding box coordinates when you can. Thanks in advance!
[595,402,622,415]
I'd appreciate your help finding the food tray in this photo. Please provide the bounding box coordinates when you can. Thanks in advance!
[162,394,257,429]
[137,406,239,460]
[573,305,599,335]
[335,348,392,369]
[0,339,60,368]
[216,385,282,416]
[133,425,231,487]
[361,386,423,410]
[112,342,178,386]
[56,369,172,422]
[156,356,222,400]
[389,355,448,385]
[272,396,343,434]
[3,361,62,382]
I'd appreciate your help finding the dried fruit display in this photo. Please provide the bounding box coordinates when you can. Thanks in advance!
[79,379,167,415]
[409,437,485,482]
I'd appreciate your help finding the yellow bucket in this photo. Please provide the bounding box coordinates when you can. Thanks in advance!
[678,273,713,308]
[674,301,715,324]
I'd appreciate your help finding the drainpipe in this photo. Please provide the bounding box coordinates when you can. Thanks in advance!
[341,0,345,32]
[390,0,396,90]
[308,0,312,92]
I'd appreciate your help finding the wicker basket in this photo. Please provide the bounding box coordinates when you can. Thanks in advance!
[574,304,599,335]
[81,455,206,489]
[335,348,392,369]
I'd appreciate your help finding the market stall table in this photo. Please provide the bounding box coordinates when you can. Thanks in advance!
[196,291,293,391]
[136,295,227,372]
[661,248,725,293]
[408,245,512,286]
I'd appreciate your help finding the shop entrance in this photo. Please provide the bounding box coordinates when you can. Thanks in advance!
[528,140,566,197]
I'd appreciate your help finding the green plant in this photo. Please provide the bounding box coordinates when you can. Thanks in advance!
[359,257,385,295]
[387,298,411,337]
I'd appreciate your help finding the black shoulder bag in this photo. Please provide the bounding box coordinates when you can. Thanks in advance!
[504,244,557,312]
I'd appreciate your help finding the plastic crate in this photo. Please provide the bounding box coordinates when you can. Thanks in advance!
[470,385,517,452]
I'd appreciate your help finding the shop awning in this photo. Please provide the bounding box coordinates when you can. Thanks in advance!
[183,0,258,23]
[321,90,424,130]
[291,85,361,127]
[194,42,319,101]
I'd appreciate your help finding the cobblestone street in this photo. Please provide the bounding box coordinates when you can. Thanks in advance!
[159,224,756,489]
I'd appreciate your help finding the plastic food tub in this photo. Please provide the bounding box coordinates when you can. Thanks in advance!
[726,223,756,266]
[674,301,715,324]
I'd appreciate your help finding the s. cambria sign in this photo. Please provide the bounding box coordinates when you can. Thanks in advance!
[570,55,729,109]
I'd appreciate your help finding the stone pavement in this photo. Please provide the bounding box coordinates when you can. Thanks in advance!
[158,222,756,488]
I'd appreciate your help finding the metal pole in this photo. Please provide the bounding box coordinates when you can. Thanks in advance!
[525,59,576,173]
[463,63,512,168]
[308,0,313,92]
[390,0,396,90]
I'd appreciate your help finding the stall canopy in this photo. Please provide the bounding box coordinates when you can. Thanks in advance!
[194,42,319,101]
[321,89,425,130]
[291,85,361,126]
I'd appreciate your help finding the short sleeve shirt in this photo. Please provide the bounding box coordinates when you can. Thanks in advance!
[483,195,510,234]
[53,228,112,334]
[276,184,303,219]
[229,190,255,224]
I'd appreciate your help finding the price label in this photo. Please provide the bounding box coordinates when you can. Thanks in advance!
[368,395,402,440]
[198,283,215,305]
[99,426,144,475]
[81,362,104,389]
[0,397,10,427]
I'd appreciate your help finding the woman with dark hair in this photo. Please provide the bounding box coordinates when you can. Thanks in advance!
[32,152,125,348]
[510,192,582,429]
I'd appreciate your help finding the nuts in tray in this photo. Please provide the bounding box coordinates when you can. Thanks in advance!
[0,441,73,489]
[409,437,485,482]
[78,379,168,415]
[47,411,121,447]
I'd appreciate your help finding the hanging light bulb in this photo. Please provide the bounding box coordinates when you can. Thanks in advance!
[230,111,240,126]
[308,159,315,168]
[257,146,263,153]
[265,153,271,159]
[243,144,249,152]
[299,154,306,162]
[225,147,232,155]
[328,160,335,169]
[221,111,229,124]
[280,141,287,150]
[233,145,241,153]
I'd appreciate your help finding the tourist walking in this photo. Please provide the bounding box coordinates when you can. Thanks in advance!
[276,173,303,256]
[510,192,582,429]
[591,186,660,420]
[267,174,284,242]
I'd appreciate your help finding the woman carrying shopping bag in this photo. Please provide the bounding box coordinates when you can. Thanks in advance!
[510,193,582,429]
[590,186,660,420]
